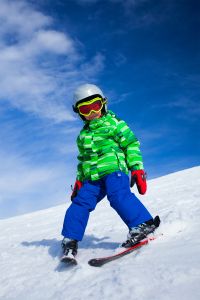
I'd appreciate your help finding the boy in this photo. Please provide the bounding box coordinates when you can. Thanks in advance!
[61,84,160,258]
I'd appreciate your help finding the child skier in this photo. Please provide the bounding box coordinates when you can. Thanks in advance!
[61,84,160,258]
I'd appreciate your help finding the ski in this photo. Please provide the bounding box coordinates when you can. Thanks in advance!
[60,255,77,266]
[88,235,158,267]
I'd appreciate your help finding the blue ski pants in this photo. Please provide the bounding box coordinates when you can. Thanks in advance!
[62,171,152,241]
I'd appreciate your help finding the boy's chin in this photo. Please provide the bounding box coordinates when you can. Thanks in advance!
[85,112,102,120]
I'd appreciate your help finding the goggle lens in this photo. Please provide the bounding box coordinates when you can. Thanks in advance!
[78,99,104,116]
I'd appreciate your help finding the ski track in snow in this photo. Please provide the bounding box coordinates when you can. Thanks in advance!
[0,166,200,300]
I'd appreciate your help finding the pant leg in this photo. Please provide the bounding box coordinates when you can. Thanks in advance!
[62,180,106,241]
[105,171,152,228]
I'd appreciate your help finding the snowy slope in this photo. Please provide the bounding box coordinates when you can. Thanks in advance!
[0,166,200,300]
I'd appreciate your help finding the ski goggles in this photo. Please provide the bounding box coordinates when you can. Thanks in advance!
[77,97,106,117]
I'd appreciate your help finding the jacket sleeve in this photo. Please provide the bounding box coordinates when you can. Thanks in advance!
[76,136,85,181]
[114,119,144,171]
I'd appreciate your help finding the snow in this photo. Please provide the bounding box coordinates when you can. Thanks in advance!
[0,166,200,300]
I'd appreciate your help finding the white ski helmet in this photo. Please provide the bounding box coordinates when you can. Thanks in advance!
[72,83,107,117]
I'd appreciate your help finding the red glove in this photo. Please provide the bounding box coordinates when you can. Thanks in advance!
[71,180,83,201]
[130,170,147,195]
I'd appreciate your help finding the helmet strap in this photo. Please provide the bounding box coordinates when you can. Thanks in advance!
[72,104,79,113]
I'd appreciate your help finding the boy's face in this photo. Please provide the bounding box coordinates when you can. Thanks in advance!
[84,110,102,121]
[76,97,105,121]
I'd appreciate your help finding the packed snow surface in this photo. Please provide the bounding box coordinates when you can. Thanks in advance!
[0,166,200,300]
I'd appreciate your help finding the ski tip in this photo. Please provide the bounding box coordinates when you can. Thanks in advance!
[88,258,104,267]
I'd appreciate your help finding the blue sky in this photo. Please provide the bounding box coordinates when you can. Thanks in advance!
[0,0,199,219]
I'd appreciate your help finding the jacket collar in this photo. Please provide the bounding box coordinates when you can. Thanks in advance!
[84,110,115,130]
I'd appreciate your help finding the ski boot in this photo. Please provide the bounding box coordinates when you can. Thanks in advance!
[122,215,160,248]
[61,238,78,258]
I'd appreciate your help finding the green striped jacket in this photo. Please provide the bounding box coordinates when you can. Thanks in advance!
[76,110,144,181]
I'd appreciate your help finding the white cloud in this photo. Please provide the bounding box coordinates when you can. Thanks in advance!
[0,0,105,123]
[0,0,106,218]
[0,146,76,218]
[79,53,105,78]
[0,156,51,196]
[0,149,57,202]
[33,30,74,54]
[0,0,51,38]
